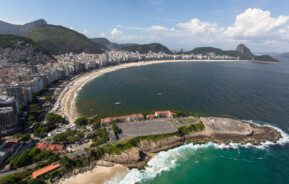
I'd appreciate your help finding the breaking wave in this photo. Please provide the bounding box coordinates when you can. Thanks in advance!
[107,124,289,184]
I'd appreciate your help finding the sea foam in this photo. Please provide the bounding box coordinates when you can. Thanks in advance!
[108,124,289,184]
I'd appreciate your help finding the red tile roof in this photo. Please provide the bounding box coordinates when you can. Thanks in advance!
[36,142,66,153]
[32,162,61,179]
[101,113,145,124]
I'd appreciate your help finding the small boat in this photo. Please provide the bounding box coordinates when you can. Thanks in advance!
[115,102,121,105]
[157,93,162,96]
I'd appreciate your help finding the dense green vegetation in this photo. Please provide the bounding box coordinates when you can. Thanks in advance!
[90,128,109,146]
[190,47,244,58]
[52,130,84,144]
[112,123,122,134]
[33,123,56,138]
[45,113,66,124]
[121,43,172,54]
[102,133,177,154]
[26,25,104,54]
[253,55,278,62]
[28,103,44,123]
[0,34,37,48]
[88,116,101,126]
[189,47,278,62]
[32,112,66,138]
[74,117,88,126]
[0,169,36,184]
[9,148,58,168]
[177,122,205,135]
[174,110,204,118]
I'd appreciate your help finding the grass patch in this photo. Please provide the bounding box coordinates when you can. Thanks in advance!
[177,121,205,135]
[101,132,177,154]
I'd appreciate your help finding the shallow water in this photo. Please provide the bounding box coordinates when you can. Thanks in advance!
[77,59,289,184]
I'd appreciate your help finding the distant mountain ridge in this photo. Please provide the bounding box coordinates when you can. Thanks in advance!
[279,52,289,58]
[0,20,278,62]
[0,19,47,36]
[0,19,104,54]
[187,44,278,62]
[91,37,172,54]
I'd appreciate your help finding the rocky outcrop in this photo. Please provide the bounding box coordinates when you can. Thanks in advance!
[139,136,184,153]
[100,119,281,168]
[102,147,148,168]
[236,44,254,57]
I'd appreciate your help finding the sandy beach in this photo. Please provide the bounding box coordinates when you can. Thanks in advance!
[60,164,128,184]
[51,59,239,124]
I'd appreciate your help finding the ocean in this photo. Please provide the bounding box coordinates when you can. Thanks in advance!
[76,59,289,184]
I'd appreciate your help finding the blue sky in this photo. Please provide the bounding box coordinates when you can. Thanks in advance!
[1,0,289,52]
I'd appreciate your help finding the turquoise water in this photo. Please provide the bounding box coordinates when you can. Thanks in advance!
[76,60,289,184]
[118,143,289,184]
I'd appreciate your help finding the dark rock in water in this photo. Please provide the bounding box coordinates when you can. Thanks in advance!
[236,44,254,57]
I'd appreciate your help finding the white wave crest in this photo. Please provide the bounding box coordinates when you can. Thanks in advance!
[111,124,289,184]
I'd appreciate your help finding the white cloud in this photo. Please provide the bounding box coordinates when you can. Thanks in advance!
[83,29,88,35]
[177,18,223,35]
[105,8,289,52]
[69,26,74,30]
[225,8,289,38]
[109,28,140,42]
[146,25,168,32]
[110,28,123,38]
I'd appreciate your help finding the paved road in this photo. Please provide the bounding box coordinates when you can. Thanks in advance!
[118,118,178,139]
[0,163,37,178]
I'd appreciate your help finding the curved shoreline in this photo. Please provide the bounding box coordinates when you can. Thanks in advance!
[51,59,241,123]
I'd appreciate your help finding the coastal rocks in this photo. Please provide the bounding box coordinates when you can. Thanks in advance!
[139,136,184,153]
[100,117,282,169]
[102,147,146,168]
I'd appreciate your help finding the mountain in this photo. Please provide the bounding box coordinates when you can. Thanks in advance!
[91,37,120,50]
[26,25,104,54]
[0,19,105,54]
[0,34,55,65]
[120,43,172,54]
[188,44,278,62]
[91,38,172,54]
[190,47,242,57]
[236,44,254,57]
[279,52,289,58]
[0,19,47,36]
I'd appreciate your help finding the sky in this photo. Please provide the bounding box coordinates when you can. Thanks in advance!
[1,0,289,53]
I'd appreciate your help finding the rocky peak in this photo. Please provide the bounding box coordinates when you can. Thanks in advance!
[236,44,254,57]
[23,19,47,27]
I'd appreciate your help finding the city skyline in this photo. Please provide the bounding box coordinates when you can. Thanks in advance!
[1,0,289,52]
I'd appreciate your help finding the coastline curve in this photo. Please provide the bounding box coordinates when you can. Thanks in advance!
[51,59,240,124]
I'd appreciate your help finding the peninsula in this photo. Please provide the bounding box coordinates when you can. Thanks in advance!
[58,115,282,184]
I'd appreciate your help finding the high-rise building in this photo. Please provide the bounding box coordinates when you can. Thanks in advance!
[0,95,19,113]
[5,84,27,107]
[0,107,18,135]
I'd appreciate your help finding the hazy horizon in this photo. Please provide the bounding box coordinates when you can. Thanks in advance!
[1,0,289,53]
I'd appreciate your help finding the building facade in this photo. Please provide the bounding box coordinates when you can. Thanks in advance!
[0,107,18,135]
